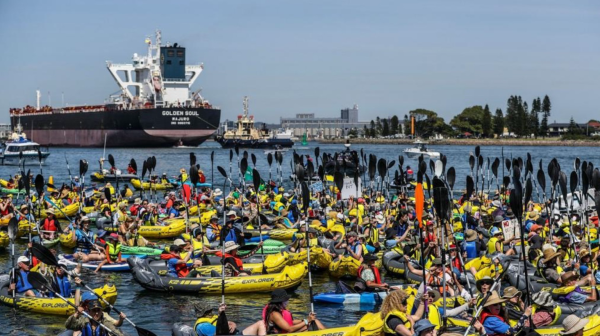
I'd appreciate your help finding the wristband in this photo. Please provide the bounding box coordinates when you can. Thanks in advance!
[304,319,308,326]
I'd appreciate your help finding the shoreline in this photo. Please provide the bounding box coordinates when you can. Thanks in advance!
[318,138,600,147]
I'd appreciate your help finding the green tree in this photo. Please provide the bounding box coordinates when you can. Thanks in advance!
[567,117,582,135]
[363,125,369,138]
[409,109,452,138]
[390,115,399,135]
[492,108,504,136]
[449,105,485,136]
[541,95,551,137]
[403,115,411,136]
[370,120,376,137]
[481,104,493,138]
[376,117,382,135]
[382,118,390,136]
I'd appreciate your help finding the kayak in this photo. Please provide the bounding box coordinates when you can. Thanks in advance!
[41,237,60,248]
[91,171,137,182]
[39,202,80,219]
[130,178,174,190]
[286,246,333,270]
[0,187,27,195]
[58,254,145,272]
[59,231,77,249]
[329,255,361,279]
[105,219,186,239]
[172,311,383,336]
[0,231,8,248]
[121,245,163,256]
[16,221,38,238]
[145,252,289,276]
[129,256,307,294]
[382,250,406,278]
[246,228,297,240]
[314,291,389,305]
[236,240,287,256]
[169,179,212,189]
[0,275,117,316]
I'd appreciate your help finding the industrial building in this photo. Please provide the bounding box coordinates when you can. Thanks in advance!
[280,105,370,139]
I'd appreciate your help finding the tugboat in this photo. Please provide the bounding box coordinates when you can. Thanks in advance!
[402,140,440,159]
[215,96,294,149]
[0,121,50,165]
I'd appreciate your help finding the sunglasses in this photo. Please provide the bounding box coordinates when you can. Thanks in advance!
[401,299,408,306]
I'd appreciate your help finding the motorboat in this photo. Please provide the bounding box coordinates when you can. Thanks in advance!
[402,140,440,159]
[0,122,50,165]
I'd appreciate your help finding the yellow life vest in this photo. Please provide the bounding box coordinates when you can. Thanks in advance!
[106,242,121,261]
[194,315,218,333]
[487,237,502,254]
[465,256,492,272]
[181,173,188,182]
[427,304,442,329]
[364,224,379,246]
[383,310,411,336]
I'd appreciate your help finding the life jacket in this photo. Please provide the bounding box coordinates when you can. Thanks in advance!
[43,218,58,232]
[427,273,451,294]
[262,305,294,334]
[14,269,34,293]
[383,310,411,336]
[106,242,121,261]
[215,252,244,274]
[167,255,189,278]
[194,315,218,334]
[451,257,463,272]
[426,304,442,329]
[52,274,71,298]
[224,228,238,243]
[0,205,10,216]
[357,265,382,285]
[364,224,379,246]
[76,230,96,253]
[552,286,587,303]
[464,241,478,259]
[207,223,221,242]
[479,311,507,336]
[487,237,502,254]
[81,321,109,336]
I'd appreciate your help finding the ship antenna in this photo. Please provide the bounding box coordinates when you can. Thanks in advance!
[243,96,249,117]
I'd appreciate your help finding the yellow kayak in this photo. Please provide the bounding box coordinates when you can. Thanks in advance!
[59,231,77,248]
[329,255,361,278]
[287,247,333,270]
[17,221,38,239]
[39,202,80,219]
[107,219,186,239]
[0,283,117,316]
[271,312,382,336]
[130,179,173,190]
[0,231,8,248]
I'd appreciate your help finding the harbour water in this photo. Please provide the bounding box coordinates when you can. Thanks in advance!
[0,142,594,335]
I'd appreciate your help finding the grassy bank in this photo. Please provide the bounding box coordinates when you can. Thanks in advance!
[318,138,600,147]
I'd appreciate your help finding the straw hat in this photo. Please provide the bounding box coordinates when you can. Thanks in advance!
[223,241,240,253]
[375,214,385,224]
[45,208,55,215]
[465,229,477,242]
[579,249,590,259]
[502,286,522,300]
[213,188,223,196]
[483,291,506,308]
[542,248,562,263]
[560,315,589,335]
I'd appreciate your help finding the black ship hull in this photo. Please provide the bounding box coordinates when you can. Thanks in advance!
[10,107,221,147]
[215,137,294,149]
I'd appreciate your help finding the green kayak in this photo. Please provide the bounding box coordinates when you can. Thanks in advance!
[1,187,26,195]
[41,237,60,248]
[121,246,163,256]
[237,239,286,256]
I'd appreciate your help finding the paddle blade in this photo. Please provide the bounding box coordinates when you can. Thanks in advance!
[478,155,483,169]
[434,160,443,178]
[505,158,511,172]
[301,182,310,213]
[582,168,589,197]
[469,155,475,170]
[141,160,148,179]
[503,176,510,190]
[24,169,31,194]
[558,171,568,204]
[31,242,58,266]
[240,158,248,176]
[234,144,239,156]
[190,153,197,167]
[570,171,578,194]
[130,159,137,173]
[315,147,320,161]
[7,217,18,241]
[596,190,600,219]
[318,165,324,182]
[251,153,257,167]
[447,167,456,190]
[267,153,273,166]
[104,186,112,203]
[418,160,427,176]
[593,169,600,191]
[37,148,42,163]
[229,149,233,162]
[190,165,199,186]
[217,166,228,178]
[108,154,115,168]
[334,171,344,192]
[492,158,499,178]
[537,169,546,193]
[575,158,581,171]
[307,160,315,180]
[466,176,474,199]
[524,178,533,206]
[398,155,404,168]
[378,158,387,179]
[79,160,85,177]
[34,174,44,197]
[243,150,248,161]
[252,169,261,191]
[28,271,51,291]
[296,164,305,182]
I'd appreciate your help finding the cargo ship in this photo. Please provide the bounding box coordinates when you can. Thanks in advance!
[215,96,294,149]
[9,30,221,147]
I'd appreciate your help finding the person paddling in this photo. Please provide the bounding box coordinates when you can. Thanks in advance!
[40,208,62,240]
[94,233,123,273]
[9,256,36,297]
[193,302,237,336]
[65,299,124,336]
[356,254,389,292]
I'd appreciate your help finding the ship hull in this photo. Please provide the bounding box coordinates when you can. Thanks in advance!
[215,137,294,149]
[11,107,221,148]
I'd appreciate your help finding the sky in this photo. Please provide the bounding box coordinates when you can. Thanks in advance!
[0,1,598,124]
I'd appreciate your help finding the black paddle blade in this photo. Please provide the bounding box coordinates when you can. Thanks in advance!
[234,145,239,157]
[505,158,511,172]
[509,186,523,220]
[190,165,200,186]
[217,166,228,178]
[595,190,600,219]
[432,177,450,219]
[229,149,233,161]
[307,160,315,180]
[79,159,85,177]
[252,169,261,191]
[251,153,257,167]
[243,150,248,161]
[593,169,600,191]
[130,159,137,173]
[466,176,474,198]
[524,178,533,206]
[24,169,31,195]
[353,171,359,191]
[398,155,404,168]
[559,171,568,204]
[425,173,432,199]
[429,159,435,176]
[368,155,376,180]
[492,158,499,178]
[378,159,387,179]
[108,154,115,168]
[575,158,581,171]
[582,168,589,197]
[31,242,59,266]
[142,160,148,179]
[211,151,214,163]
[301,182,310,213]
[315,147,320,161]
[267,153,273,166]
[151,156,157,171]
[517,157,524,172]
[513,165,521,182]
[478,155,484,169]
[388,160,395,169]
[469,155,475,171]
[296,164,305,182]
[537,169,546,192]
[334,171,344,192]
[190,153,197,167]
[503,176,510,190]
[447,167,456,190]
[104,187,111,203]
[37,148,42,163]
[7,217,18,240]
[17,177,24,191]
[135,326,158,336]
[417,171,423,184]
[418,160,427,176]
[28,271,51,291]
[570,171,578,194]
[318,165,324,182]
[475,145,480,158]
[240,157,248,176]
[34,174,44,197]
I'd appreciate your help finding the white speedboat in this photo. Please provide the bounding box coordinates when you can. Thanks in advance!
[0,124,50,165]
[403,140,440,159]
[264,145,289,155]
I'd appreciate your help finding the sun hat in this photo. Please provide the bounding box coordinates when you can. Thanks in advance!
[270,288,291,303]
[483,291,506,308]
[490,227,503,236]
[506,209,515,218]
[427,290,441,303]
[542,248,562,263]
[20,204,28,210]
[531,291,556,309]
[375,214,385,224]
[560,315,589,335]
[81,216,90,222]
[173,239,186,246]
[528,210,539,220]
[346,231,358,238]
[87,300,103,311]
[413,319,436,336]
[223,241,240,253]
[476,276,494,292]
[213,188,223,196]
[492,200,502,208]
[579,249,590,259]
[227,210,237,217]
[194,302,213,316]
[465,229,478,242]
[17,256,30,263]
[45,208,55,215]
[502,286,522,300]
[134,198,142,205]
[493,216,504,224]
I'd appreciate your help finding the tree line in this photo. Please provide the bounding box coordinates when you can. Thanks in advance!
[364,95,553,138]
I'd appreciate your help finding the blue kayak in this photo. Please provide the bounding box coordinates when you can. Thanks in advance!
[313,291,388,305]
[169,179,212,188]
[58,254,146,272]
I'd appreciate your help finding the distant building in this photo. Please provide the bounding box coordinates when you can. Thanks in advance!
[280,105,370,139]
[547,122,600,137]
[0,124,11,139]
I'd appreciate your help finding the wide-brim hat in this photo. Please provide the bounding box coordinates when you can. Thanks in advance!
[506,209,515,218]
[223,241,240,253]
[45,208,55,215]
[531,291,556,309]
[560,315,589,335]
[363,254,379,262]
[493,216,504,224]
[375,214,385,224]
[226,210,237,217]
[213,189,223,196]
[87,300,102,311]
[194,302,213,316]
[483,292,506,307]
[476,276,494,291]
[413,319,436,336]
[502,286,522,300]
[465,229,477,242]
[542,248,562,263]
[579,249,590,259]
[270,288,291,303]
[427,290,441,303]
